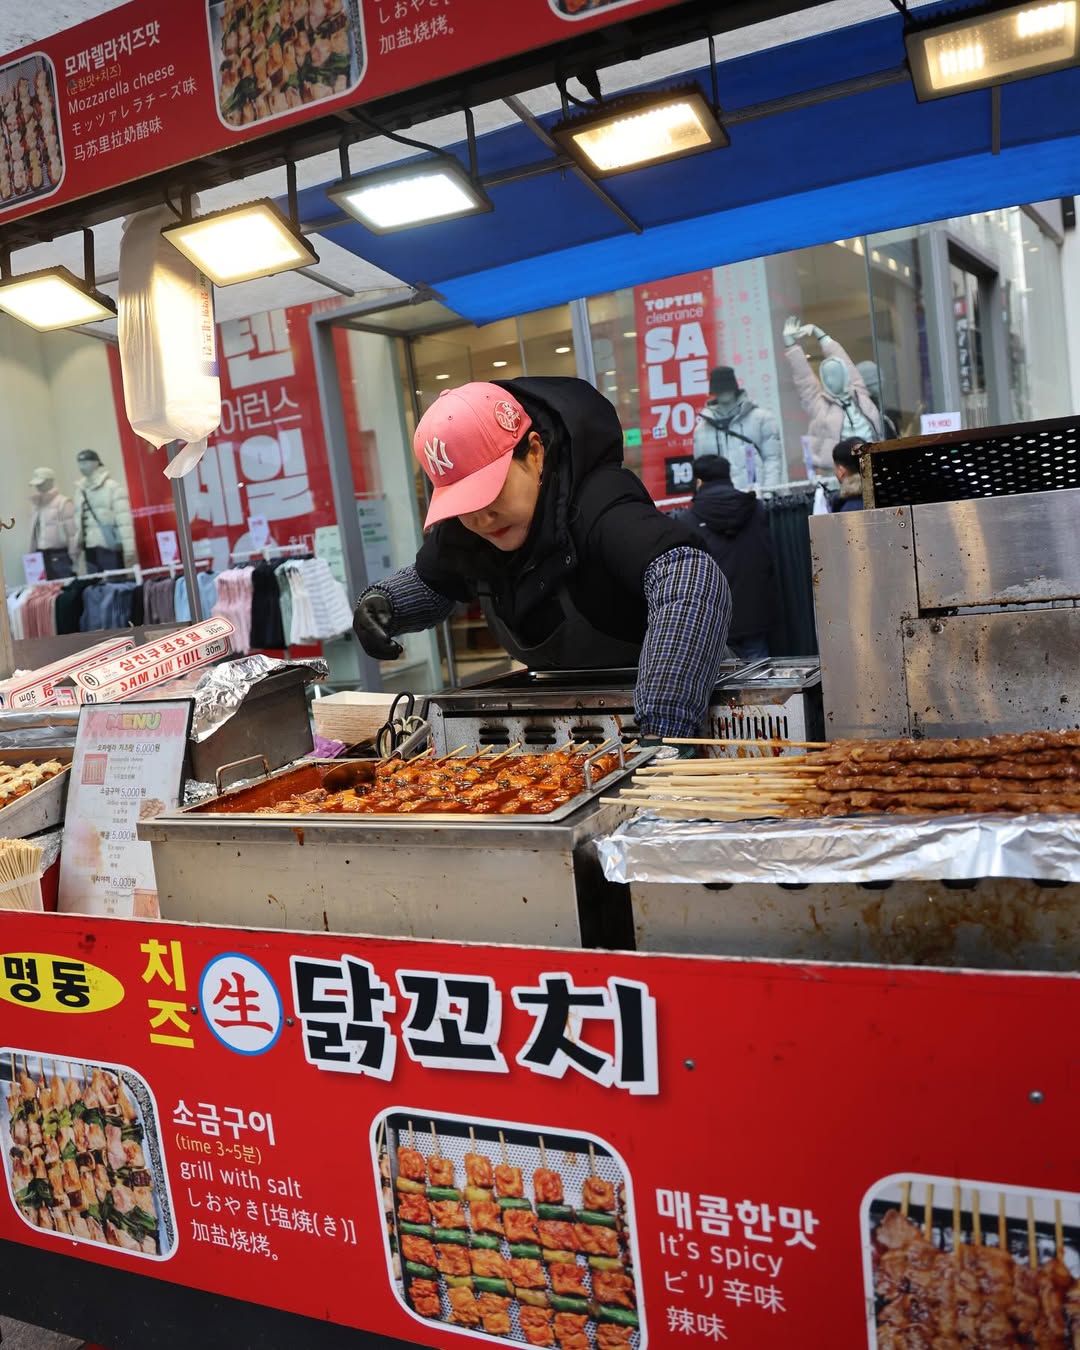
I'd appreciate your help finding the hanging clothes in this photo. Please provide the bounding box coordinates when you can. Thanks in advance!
[174,571,218,623]
[250,561,287,650]
[212,568,255,653]
[79,581,137,632]
[762,489,819,658]
[278,558,353,646]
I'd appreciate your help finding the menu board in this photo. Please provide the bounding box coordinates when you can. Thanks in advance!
[57,699,192,918]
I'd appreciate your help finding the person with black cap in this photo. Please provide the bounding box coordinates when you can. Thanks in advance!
[73,449,136,572]
[676,456,776,664]
[692,366,784,491]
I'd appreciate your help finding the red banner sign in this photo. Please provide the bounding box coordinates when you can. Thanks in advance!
[634,270,715,500]
[0,0,687,229]
[1,910,1077,1346]
[110,302,356,570]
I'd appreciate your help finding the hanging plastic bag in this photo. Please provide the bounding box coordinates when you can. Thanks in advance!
[117,203,221,478]
[812,483,831,515]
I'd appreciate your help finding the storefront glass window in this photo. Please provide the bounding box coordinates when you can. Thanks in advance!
[401,304,576,682]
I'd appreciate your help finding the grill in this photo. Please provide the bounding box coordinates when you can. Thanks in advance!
[863,415,1080,508]
[428,663,822,757]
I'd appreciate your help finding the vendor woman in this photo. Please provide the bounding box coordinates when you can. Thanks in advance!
[352,378,731,739]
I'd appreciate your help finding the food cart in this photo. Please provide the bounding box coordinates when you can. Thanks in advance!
[0,1,1079,1348]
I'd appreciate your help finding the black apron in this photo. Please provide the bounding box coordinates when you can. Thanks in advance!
[479,585,643,670]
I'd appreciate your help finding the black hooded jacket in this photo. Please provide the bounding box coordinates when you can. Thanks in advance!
[415,377,704,648]
[677,480,775,640]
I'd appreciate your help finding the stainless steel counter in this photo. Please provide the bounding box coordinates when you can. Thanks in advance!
[139,798,637,947]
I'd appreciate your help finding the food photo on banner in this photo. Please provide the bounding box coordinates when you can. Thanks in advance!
[0,0,686,227]
[0,912,1077,1345]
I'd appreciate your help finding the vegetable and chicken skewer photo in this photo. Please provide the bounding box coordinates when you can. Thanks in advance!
[385,1113,639,1344]
[4,1053,164,1256]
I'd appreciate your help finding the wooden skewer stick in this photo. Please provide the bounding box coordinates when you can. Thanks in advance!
[469,1126,477,1147]
[588,1141,597,1178]
[499,1130,509,1168]
[999,1194,1007,1250]
[1027,1196,1037,1269]
[601,796,788,821]
[631,766,820,777]
[556,740,575,753]
[925,1182,934,1243]
[435,745,469,763]
[539,1136,547,1171]
[900,1180,911,1220]
[953,1185,962,1262]
[489,743,522,765]
[430,1120,440,1158]
[465,745,495,763]
[1055,1198,1063,1259]
[664,737,830,749]
[973,1190,982,1247]
[408,1119,415,1150]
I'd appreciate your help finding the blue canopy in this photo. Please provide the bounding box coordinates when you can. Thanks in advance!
[291,6,1080,323]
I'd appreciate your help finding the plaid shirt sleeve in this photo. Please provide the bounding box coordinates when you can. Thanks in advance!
[364,566,456,633]
[636,546,731,738]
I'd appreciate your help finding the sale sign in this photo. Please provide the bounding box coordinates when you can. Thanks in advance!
[0,910,1078,1347]
[0,0,687,230]
[635,271,715,499]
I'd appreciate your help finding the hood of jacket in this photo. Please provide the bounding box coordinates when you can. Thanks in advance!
[425,377,623,585]
[689,480,757,536]
[80,466,111,493]
[838,471,863,501]
[698,391,753,427]
[497,376,624,489]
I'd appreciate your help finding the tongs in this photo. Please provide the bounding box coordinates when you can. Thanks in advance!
[375,691,431,761]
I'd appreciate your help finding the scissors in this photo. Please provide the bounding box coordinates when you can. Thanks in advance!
[375,692,430,760]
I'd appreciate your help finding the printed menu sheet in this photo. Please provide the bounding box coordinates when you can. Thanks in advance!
[57,699,191,918]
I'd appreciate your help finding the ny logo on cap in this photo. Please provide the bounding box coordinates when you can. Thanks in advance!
[424,436,454,477]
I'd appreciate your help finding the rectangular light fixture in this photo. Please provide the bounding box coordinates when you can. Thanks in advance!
[327,157,492,234]
[162,198,318,286]
[552,85,729,177]
[0,266,116,331]
[906,1,1080,100]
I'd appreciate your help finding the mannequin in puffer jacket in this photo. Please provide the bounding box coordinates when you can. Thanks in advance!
[783,316,882,473]
[73,449,136,571]
[27,466,77,578]
[692,366,784,491]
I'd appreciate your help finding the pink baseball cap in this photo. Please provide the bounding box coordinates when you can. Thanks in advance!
[413,382,532,528]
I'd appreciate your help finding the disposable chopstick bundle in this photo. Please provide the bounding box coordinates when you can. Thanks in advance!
[0,838,44,911]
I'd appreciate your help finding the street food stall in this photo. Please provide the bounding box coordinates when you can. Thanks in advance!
[1,1,1080,1348]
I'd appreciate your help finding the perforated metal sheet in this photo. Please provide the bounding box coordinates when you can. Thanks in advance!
[865,417,1080,507]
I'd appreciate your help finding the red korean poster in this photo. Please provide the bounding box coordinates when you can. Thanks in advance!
[634,270,715,501]
[1,910,1078,1347]
[0,0,688,230]
[110,301,365,571]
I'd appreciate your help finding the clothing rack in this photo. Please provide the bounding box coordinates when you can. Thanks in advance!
[228,543,309,563]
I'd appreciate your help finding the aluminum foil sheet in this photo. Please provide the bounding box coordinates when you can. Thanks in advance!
[0,710,79,750]
[189,655,328,743]
[597,812,1080,885]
